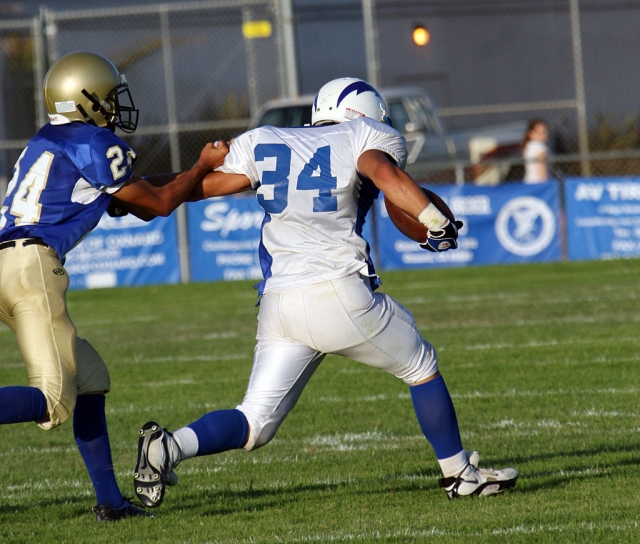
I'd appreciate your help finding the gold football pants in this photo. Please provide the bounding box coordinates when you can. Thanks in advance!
[0,240,110,429]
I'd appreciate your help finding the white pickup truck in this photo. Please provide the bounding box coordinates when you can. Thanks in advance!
[249,87,526,185]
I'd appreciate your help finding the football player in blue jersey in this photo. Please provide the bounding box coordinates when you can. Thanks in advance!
[0,51,227,521]
[133,77,519,509]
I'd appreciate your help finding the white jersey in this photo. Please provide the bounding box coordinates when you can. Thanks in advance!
[220,116,407,295]
[523,140,550,183]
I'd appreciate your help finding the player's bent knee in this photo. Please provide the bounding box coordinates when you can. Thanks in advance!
[27,365,77,430]
[74,338,110,395]
[411,363,439,384]
[242,418,280,452]
[37,386,76,430]
[398,341,439,384]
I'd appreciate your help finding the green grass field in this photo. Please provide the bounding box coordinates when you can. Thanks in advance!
[1,259,639,543]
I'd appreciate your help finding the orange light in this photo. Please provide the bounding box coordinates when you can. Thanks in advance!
[413,26,430,46]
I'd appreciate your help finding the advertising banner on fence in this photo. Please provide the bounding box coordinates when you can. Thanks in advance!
[565,177,640,260]
[187,196,264,282]
[375,181,561,270]
[65,214,180,289]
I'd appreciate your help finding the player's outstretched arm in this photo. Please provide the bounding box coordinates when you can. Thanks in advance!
[113,141,228,217]
[188,170,252,201]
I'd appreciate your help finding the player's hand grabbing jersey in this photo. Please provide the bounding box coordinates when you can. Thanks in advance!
[220,116,407,295]
[0,122,136,260]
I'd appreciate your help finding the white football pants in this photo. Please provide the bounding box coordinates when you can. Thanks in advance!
[237,273,438,451]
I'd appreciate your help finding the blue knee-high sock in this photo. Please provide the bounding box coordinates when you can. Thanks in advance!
[0,386,47,424]
[410,375,463,460]
[188,409,249,456]
[73,394,123,508]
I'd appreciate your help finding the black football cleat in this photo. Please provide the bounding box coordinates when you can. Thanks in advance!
[93,499,153,521]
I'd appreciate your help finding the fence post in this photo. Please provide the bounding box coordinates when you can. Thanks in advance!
[160,6,190,283]
[569,0,590,177]
[242,6,260,117]
[41,6,58,65]
[362,0,380,88]
[32,15,47,130]
[275,0,298,98]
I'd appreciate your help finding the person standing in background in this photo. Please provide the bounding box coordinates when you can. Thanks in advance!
[522,119,550,183]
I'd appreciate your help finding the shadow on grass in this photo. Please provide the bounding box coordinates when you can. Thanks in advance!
[3,443,636,520]
[0,494,95,521]
[505,442,640,466]
[154,478,361,517]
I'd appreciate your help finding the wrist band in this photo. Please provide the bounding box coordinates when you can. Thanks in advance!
[418,203,448,230]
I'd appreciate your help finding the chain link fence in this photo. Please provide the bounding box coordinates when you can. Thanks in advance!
[366,0,640,184]
[0,0,284,194]
[2,0,640,189]
[0,17,38,191]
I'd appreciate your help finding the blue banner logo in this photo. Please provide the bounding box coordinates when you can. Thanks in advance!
[187,196,264,282]
[494,195,557,256]
[65,213,180,289]
[565,177,640,260]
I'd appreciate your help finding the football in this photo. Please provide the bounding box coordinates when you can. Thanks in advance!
[384,188,455,243]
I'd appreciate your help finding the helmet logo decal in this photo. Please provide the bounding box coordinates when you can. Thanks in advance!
[55,101,76,113]
[344,107,364,120]
[336,81,383,107]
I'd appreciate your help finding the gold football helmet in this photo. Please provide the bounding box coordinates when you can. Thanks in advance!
[43,51,138,133]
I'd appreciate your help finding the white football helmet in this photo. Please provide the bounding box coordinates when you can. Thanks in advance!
[311,77,389,126]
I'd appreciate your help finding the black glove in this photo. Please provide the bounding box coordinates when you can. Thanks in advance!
[420,220,464,252]
[106,201,129,217]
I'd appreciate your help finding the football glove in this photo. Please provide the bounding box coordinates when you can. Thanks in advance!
[420,220,464,252]
[106,201,129,217]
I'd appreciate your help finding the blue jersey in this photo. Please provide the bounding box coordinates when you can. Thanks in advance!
[0,122,136,260]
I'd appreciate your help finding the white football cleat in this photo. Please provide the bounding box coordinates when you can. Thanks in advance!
[439,451,519,499]
[134,421,182,508]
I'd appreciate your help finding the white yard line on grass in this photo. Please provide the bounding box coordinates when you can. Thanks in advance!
[457,353,640,369]
[1,479,93,501]
[318,386,637,405]
[210,520,640,542]
[439,334,640,352]
[72,315,158,326]
[419,313,640,332]
[401,288,638,306]
[123,353,247,364]
[0,361,23,369]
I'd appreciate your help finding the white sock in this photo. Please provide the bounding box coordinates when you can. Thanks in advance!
[438,449,468,478]
[173,427,199,460]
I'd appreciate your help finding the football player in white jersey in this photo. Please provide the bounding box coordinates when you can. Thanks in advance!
[133,78,519,507]
[0,51,227,521]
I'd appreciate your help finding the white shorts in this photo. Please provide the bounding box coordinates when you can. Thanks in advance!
[237,273,438,450]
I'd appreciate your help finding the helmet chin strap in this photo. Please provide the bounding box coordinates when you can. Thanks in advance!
[78,85,138,133]
[80,88,113,126]
[76,103,97,125]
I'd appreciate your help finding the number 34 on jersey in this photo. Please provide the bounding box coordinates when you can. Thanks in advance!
[255,144,338,214]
